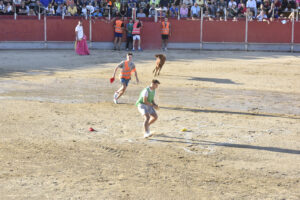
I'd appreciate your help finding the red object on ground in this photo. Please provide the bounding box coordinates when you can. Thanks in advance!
[110,77,115,83]
[89,127,95,132]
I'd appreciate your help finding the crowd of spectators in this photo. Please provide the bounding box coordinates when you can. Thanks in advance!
[0,0,299,21]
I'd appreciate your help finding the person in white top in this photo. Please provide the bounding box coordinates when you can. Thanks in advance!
[75,20,90,55]
[246,0,257,17]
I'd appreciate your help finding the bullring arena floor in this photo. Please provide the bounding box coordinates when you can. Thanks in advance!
[0,50,299,199]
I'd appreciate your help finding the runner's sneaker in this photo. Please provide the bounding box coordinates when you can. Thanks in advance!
[114,92,118,99]
[113,92,118,104]
[144,131,152,138]
[113,98,118,104]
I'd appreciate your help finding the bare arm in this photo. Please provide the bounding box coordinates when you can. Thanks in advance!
[112,66,119,78]
[143,96,153,106]
[134,70,139,83]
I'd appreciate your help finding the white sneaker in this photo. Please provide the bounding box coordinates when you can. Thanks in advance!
[114,92,118,99]
[144,131,152,138]
[113,98,118,104]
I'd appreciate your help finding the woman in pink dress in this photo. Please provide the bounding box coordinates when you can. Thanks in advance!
[75,20,90,55]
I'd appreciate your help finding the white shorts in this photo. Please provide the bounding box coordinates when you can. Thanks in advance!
[138,104,156,115]
[133,35,140,40]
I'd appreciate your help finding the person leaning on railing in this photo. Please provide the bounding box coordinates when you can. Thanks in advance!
[148,3,156,17]
[18,1,29,15]
[67,3,77,16]
[0,0,5,15]
[191,3,200,19]
[4,2,14,14]
[169,3,178,17]
[180,3,188,18]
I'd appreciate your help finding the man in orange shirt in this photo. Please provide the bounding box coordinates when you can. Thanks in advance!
[111,52,139,104]
[113,17,124,50]
[161,18,171,51]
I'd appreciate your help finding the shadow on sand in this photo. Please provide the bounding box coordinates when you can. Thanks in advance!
[160,106,300,120]
[149,135,300,155]
[188,77,237,84]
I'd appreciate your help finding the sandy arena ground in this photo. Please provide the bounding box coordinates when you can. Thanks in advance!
[0,50,299,199]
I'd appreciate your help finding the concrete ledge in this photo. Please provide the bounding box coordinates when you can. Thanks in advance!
[46,42,75,49]
[168,43,201,50]
[0,42,45,49]
[293,44,300,52]
[202,42,245,51]
[247,43,292,52]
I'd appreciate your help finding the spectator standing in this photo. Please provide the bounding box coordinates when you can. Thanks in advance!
[267,2,279,18]
[45,4,55,15]
[195,0,205,7]
[92,8,102,17]
[148,3,156,17]
[132,18,143,51]
[66,0,74,6]
[114,18,124,50]
[183,0,193,7]
[55,0,64,5]
[169,3,178,17]
[161,17,171,51]
[56,3,66,15]
[228,0,237,9]
[191,3,201,18]
[126,19,134,51]
[0,1,5,15]
[28,7,36,15]
[137,8,146,17]
[238,3,247,17]
[81,4,88,16]
[119,5,127,17]
[228,3,238,18]
[5,2,14,14]
[13,0,22,7]
[68,3,77,16]
[18,1,29,15]
[86,2,94,15]
[150,0,159,7]
[115,0,121,11]
[246,0,257,17]
[180,3,189,18]
[160,0,169,8]
[34,1,44,15]
[257,9,267,20]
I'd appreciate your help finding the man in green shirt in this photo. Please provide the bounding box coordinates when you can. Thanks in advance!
[136,79,160,138]
[126,19,134,51]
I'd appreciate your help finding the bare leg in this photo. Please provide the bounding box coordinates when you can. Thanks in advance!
[118,37,122,50]
[148,113,158,126]
[165,39,168,49]
[132,39,136,50]
[115,83,127,100]
[143,114,150,132]
[138,39,141,49]
[113,37,118,49]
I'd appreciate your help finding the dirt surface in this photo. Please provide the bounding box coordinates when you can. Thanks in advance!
[0,50,300,199]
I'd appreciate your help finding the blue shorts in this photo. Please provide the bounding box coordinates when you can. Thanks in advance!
[115,32,123,38]
[121,78,130,86]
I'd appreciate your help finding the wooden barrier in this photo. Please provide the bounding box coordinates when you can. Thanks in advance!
[0,17,299,48]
